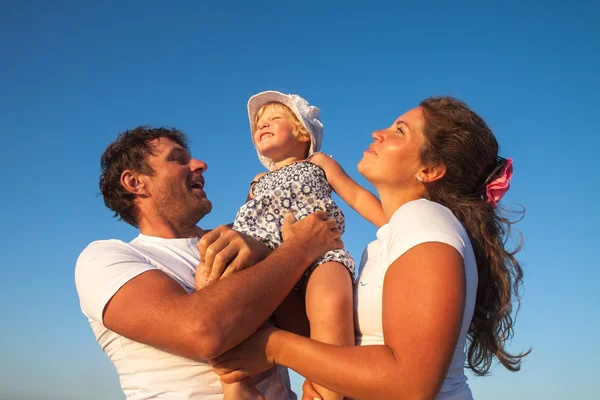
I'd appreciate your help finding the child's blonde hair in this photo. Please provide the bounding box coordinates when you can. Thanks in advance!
[255,102,311,143]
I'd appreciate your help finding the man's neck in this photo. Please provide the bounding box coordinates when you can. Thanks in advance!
[138,217,201,239]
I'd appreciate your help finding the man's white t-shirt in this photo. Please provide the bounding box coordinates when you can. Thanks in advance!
[354,199,477,400]
[75,234,295,400]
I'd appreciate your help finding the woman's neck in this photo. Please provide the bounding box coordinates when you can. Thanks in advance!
[377,186,425,222]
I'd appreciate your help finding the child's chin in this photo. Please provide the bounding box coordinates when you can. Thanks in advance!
[258,146,280,160]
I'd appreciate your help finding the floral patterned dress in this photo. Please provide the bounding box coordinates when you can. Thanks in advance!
[232,157,355,280]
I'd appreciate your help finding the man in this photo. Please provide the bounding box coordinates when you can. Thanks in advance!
[75,126,342,399]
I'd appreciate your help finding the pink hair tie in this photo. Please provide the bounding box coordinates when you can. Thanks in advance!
[483,158,513,207]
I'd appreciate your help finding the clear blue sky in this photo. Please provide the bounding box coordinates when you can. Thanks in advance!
[1,1,598,399]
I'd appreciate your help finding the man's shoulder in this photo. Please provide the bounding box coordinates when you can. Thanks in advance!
[75,238,146,274]
[78,239,133,260]
[84,238,130,249]
[75,238,159,322]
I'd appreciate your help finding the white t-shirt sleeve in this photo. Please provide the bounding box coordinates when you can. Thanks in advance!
[75,240,156,323]
[384,200,468,269]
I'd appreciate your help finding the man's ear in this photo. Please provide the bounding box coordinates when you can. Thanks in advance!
[420,163,446,184]
[120,170,148,196]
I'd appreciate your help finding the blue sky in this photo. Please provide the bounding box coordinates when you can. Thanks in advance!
[1,1,598,399]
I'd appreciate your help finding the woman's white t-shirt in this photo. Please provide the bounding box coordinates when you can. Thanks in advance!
[354,199,478,400]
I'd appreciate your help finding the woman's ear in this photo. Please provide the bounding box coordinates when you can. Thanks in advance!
[420,163,446,184]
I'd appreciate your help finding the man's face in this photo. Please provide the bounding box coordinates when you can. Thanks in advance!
[140,138,212,225]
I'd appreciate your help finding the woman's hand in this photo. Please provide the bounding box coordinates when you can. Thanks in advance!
[302,379,322,400]
[211,325,279,384]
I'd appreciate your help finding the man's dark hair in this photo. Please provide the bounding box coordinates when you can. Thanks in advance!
[99,126,189,227]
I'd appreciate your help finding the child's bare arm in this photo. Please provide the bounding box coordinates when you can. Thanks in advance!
[310,153,386,227]
[246,172,268,201]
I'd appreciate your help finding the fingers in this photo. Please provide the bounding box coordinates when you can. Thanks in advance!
[197,226,225,263]
[199,213,343,285]
[198,226,242,280]
[207,242,239,282]
[332,229,342,242]
[200,237,228,280]
[297,210,328,223]
[195,262,212,289]
[326,219,338,230]
[210,357,251,383]
[220,369,251,385]
[311,210,329,221]
[324,219,342,241]
[209,359,252,384]
[302,379,322,400]
[198,226,257,282]
[221,246,251,279]
[283,212,297,225]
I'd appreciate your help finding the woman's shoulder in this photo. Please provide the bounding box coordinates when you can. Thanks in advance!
[391,199,462,229]
[384,199,470,255]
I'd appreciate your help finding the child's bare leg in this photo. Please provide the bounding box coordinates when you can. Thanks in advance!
[221,378,264,400]
[305,261,354,400]
[274,287,310,337]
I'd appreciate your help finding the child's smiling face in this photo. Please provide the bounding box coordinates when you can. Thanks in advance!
[254,104,309,163]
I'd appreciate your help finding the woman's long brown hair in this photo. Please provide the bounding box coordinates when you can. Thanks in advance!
[419,97,530,375]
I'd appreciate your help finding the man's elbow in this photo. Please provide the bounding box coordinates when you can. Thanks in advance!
[185,320,226,360]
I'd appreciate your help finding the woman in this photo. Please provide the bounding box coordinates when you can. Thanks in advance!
[212,97,529,400]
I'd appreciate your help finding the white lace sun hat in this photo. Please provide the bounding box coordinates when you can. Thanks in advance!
[248,90,324,171]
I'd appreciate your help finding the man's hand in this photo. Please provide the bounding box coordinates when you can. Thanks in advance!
[282,211,343,263]
[195,261,212,290]
[197,226,271,285]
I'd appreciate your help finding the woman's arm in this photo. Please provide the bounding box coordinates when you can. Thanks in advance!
[215,242,465,400]
[310,153,386,227]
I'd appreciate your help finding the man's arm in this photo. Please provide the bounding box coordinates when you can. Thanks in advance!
[102,212,341,361]
[197,227,310,337]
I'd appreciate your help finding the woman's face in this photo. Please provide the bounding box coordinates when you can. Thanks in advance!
[358,107,427,188]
